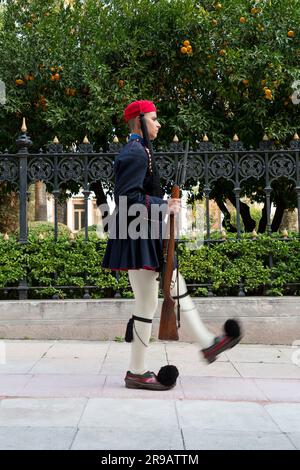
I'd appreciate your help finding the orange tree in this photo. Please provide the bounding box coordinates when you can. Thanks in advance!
[1,0,300,230]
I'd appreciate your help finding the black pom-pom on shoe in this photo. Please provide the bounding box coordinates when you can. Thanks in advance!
[202,319,243,364]
[157,365,179,387]
[224,319,241,339]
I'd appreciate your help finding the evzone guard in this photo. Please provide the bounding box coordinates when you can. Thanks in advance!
[102,100,242,390]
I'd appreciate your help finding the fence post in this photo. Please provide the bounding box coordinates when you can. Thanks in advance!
[16,118,32,243]
[290,134,300,236]
[16,118,32,300]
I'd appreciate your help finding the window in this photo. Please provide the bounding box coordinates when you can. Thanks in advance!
[74,203,85,231]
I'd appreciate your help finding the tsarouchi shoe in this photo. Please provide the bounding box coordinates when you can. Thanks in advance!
[201,319,242,364]
[125,365,179,391]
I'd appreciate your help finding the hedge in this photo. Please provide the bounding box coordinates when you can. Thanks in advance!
[0,232,299,299]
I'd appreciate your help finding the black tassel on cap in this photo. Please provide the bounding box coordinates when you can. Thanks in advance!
[157,365,179,387]
[125,317,134,343]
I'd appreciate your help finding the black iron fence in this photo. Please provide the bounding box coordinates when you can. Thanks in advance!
[1,121,300,299]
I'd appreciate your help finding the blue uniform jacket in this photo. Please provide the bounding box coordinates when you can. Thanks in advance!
[102,137,167,271]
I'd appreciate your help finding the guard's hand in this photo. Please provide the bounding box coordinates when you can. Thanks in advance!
[168,198,181,214]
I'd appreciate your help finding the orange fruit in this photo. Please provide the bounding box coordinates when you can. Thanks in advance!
[54,73,60,80]
[183,40,190,47]
[219,49,226,56]
[50,75,56,81]
[181,46,187,54]
[261,79,266,86]
[242,79,249,86]
[264,89,273,99]
[240,17,246,23]
[288,30,295,37]
[186,45,192,53]
[215,3,222,10]
[15,79,24,86]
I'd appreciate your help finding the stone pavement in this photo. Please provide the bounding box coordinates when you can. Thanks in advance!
[0,340,300,450]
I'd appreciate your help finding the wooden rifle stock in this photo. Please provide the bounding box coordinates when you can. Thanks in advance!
[139,111,178,339]
[158,184,180,341]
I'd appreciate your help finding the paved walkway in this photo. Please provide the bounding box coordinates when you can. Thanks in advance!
[0,340,300,450]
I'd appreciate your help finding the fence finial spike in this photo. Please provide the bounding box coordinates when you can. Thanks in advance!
[173,134,179,142]
[83,135,89,144]
[69,232,75,240]
[233,133,239,141]
[113,135,119,143]
[3,232,9,241]
[252,229,257,239]
[53,136,59,144]
[263,133,269,141]
[21,117,27,133]
[203,133,209,142]
[282,228,288,239]
[221,229,227,240]
[293,132,299,141]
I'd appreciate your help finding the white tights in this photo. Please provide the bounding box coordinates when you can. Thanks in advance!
[128,269,215,374]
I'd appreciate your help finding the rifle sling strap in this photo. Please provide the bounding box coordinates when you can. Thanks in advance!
[172,291,189,300]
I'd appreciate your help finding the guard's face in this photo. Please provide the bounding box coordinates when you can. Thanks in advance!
[144,112,161,140]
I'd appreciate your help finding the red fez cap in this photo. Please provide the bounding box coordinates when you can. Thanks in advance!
[124,100,157,122]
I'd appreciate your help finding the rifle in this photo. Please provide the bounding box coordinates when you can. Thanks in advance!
[158,140,189,340]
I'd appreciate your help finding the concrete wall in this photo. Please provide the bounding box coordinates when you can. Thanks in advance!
[0,297,299,345]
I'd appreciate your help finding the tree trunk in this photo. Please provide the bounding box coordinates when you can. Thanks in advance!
[271,198,286,232]
[57,201,67,225]
[279,209,298,232]
[227,194,256,232]
[215,198,237,232]
[258,202,267,233]
[34,181,48,221]
[0,183,19,234]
